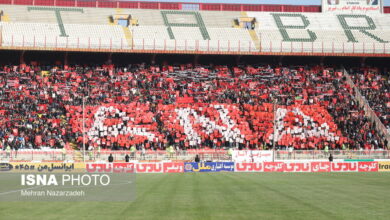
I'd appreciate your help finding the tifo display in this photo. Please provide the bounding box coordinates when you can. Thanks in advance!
[0,65,387,151]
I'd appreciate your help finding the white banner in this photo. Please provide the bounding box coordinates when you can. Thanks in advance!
[323,0,382,13]
[232,150,274,163]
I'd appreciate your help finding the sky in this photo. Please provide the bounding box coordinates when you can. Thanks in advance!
[131,0,390,6]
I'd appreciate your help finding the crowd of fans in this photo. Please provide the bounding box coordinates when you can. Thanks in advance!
[0,63,387,151]
[349,68,389,133]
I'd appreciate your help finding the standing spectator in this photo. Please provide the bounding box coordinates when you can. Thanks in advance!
[329,153,333,162]
[288,146,294,159]
[62,147,67,161]
[6,145,11,159]
[130,145,136,160]
[195,154,200,163]
[108,154,114,163]
[141,147,146,160]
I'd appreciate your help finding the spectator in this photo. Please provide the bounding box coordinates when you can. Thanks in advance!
[350,68,389,133]
[0,64,384,151]
[108,154,114,163]
[195,154,200,163]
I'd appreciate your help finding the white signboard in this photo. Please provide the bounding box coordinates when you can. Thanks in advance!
[232,150,274,163]
[323,0,382,13]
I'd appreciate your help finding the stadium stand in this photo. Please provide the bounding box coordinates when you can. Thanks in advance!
[349,68,389,133]
[1,22,127,49]
[0,2,388,153]
[0,5,389,54]
[250,12,390,53]
[0,5,254,51]
[0,64,386,151]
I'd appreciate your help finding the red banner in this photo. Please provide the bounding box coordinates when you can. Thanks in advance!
[86,163,135,173]
[358,161,378,172]
[283,162,311,172]
[310,162,331,172]
[236,161,373,173]
[263,162,284,172]
[163,162,184,173]
[136,163,163,173]
[83,161,380,173]
[331,162,358,172]
[235,163,263,172]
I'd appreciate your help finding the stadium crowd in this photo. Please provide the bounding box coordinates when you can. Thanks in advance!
[0,63,387,152]
[349,68,389,133]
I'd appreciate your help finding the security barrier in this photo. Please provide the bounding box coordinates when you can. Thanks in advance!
[0,161,383,173]
[234,161,378,172]
[1,150,389,162]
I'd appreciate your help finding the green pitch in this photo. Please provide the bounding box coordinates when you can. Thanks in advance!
[1,172,390,220]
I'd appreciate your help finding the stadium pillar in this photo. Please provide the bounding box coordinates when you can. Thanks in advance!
[361,57,366,67]
[19,51,25,65]
[64,52,68,66]
[107,53,112,64]
[151,54,156,65]
[235,55,241,65]
[278,56,283,66]
[82,96,89,163]
[320,57,325,66]
[272,99,277,150]
[194,54,200,65]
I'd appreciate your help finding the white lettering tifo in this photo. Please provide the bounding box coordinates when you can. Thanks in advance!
[271,107,339,142]
[175,105,243,146]
[87,106,157,143]
[87,105,245,147]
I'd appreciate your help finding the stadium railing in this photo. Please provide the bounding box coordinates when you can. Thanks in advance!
[1,35,390,56]
[1,149,389,162]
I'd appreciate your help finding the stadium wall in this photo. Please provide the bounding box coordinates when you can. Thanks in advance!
[2,161,388,173]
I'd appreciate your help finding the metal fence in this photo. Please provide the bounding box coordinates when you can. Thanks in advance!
[2,34,390,56]
[0,150,230,162]
[1,150,389,162]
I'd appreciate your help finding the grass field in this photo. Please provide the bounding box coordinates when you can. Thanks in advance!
[0,172,389,220]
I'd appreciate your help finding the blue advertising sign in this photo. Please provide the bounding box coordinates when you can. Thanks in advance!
[184,162,234,172]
